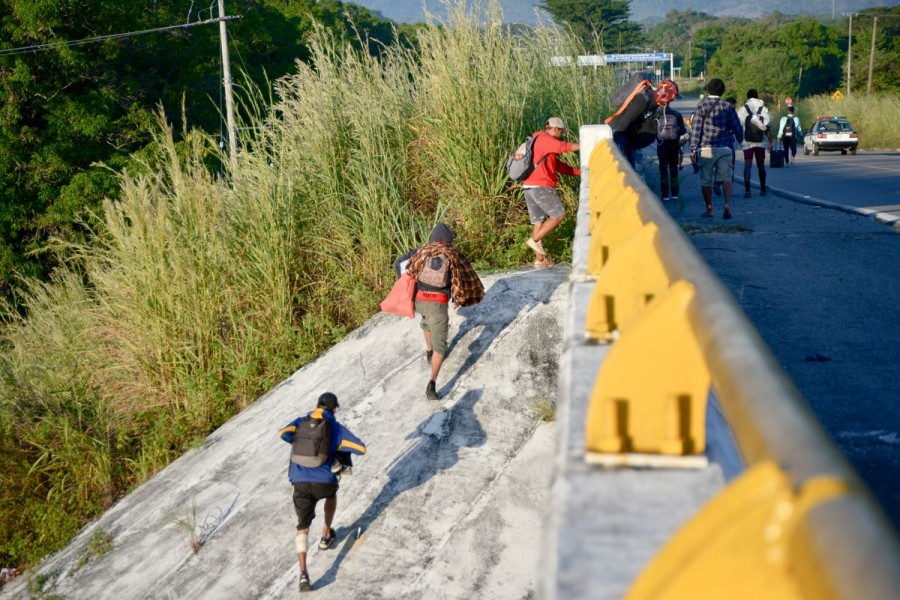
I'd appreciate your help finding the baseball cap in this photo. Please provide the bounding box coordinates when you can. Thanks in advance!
[546,117,566,131]
[317,392,340,411]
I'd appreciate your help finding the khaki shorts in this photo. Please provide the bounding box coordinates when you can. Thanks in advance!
[700,147,734,187]
[416,299,449,356]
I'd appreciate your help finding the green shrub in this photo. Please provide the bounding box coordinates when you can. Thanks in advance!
[0,0,614,567]
[797,93,900,150]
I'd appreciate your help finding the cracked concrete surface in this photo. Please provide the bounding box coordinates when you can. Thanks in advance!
[2,268,567,600]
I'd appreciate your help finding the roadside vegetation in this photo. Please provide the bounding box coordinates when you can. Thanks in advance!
[0,1,611,568]
[794,93,900,150]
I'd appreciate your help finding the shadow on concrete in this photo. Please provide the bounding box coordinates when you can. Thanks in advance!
[313,388,486,590]
[439,272,559,397]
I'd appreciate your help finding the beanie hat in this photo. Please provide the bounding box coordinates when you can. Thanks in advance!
[317,392,339,411]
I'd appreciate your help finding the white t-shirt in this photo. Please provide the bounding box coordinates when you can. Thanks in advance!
[736,98,770,150]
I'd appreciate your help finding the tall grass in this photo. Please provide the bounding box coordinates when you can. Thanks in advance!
[796,93,900,150]
[0,0,614,567]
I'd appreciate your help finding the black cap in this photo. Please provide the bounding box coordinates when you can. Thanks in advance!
[317,392,339,411]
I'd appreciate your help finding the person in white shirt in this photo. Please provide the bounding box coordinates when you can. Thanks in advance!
[736,89,774,198]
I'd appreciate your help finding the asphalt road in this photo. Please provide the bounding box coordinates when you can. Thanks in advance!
[642,108,900,533]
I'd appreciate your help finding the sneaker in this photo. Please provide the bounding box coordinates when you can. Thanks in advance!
[661,196,670,202]
[671,195,679,201]
[426,380,438,400]
[524,238,545,256]
[743,191,751,199]
[425,349,433,365]
[299,572,311,593]
[533,258,552,269]
[723,208,733,220]
[701,210,713,219]
[319,530,337,550]
[760,187,768,197]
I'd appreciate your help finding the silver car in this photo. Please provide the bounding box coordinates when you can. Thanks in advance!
[803,116,859,156]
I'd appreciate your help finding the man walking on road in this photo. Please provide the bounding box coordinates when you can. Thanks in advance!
[522,117,580,268]
[737,89,774,197]
[280,392,367,593]
[777,106,802,165]
[690,78,743,219]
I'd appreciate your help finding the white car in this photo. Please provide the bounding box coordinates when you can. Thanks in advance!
[803,116,859,156]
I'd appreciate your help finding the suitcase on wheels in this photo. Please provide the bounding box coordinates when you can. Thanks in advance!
[770,141,785,168]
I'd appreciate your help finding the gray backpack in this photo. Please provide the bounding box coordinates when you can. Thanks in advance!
[506,134,548,181]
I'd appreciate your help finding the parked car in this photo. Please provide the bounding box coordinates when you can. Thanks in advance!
[803,116,859,156]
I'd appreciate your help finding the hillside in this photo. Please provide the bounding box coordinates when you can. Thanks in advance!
[1,269,567,599]
[351,0,891,24]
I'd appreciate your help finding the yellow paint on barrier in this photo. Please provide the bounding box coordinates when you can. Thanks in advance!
[585,280,709,455]
[585,222,671,340]
[586,190,644,274]
[625,460,850,600]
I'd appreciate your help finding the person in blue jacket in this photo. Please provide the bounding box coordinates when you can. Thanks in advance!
[279,392,366,592]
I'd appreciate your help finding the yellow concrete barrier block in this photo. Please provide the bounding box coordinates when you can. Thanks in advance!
[585,280,709,457]
[585,223,671,340]
[625,460,850,600]
[588,150,616,188]
[589,167,628,215]
[586,189,644,275]
[588,139,615,173]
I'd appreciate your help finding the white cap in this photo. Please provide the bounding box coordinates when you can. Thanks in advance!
[546,117,566,131]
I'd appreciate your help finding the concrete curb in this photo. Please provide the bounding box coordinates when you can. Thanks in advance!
[738,176,900,230]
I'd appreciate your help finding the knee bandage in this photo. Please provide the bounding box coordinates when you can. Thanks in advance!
[295,532,308,554]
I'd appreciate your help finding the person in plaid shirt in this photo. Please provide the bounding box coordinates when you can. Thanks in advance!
[690,78,744,219]
[395,224,484,400]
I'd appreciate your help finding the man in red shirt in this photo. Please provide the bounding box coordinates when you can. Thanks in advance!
[522,117,580,268]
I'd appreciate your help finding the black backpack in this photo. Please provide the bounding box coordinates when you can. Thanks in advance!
[744,104,765,143]
[291,417,334,468]
[783,116,795,136]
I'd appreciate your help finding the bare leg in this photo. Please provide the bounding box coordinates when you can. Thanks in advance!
[323,496,336,538]
[702,186,713,214]
[722,180,732,211]
[529,217,564,260]
[423,330,432,352]
[430,351,444,381]
[298,529,310,573]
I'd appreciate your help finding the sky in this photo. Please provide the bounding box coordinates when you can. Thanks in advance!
[350,0,892,25]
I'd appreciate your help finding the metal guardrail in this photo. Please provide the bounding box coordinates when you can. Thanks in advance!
[556,125,900,599]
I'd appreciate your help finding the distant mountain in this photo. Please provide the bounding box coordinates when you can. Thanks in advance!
[350,0,891,24]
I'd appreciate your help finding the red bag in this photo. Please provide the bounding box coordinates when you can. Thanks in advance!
[380,273,416,318]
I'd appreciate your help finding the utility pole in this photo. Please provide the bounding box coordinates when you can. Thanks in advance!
[867,17,877,95]
[843,13,857,98]
[218,0,237,169]
[688,39,692,79]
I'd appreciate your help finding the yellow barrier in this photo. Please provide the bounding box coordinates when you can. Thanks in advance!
[585,222,671,340]
[585,280,710,459]
[626,460,849,600]
[580,134,900,598]
[586,188,644,274]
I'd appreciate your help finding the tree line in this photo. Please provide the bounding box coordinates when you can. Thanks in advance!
[543,2,900,102]
[0,0,407,290]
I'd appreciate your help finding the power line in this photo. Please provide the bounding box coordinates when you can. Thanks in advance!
[0,15,240,58]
